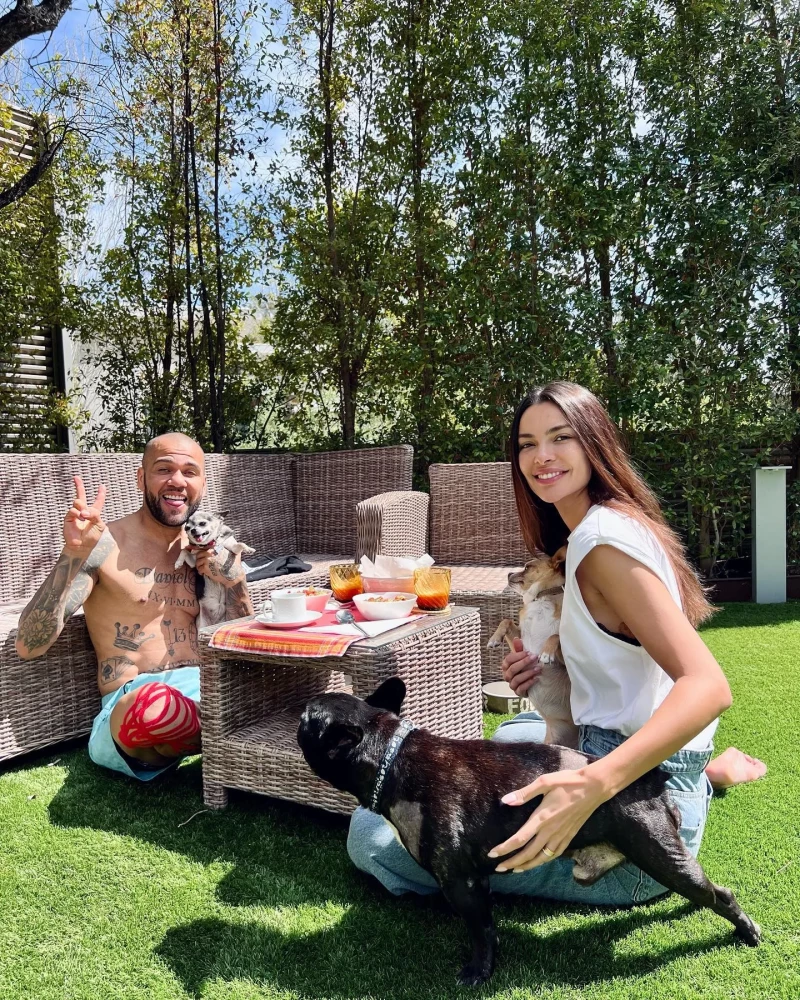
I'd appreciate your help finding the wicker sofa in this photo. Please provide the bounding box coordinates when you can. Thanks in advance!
[0,446,420,763]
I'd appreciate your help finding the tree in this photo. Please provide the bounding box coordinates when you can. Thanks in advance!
[0,0,74,209]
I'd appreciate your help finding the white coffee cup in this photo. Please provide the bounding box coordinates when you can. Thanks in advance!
[265,591,307,621]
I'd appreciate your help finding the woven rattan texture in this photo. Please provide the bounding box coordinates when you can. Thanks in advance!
[0,612,97,761]
[0,454,143,605]
[429,462,528,566]
[198,608,482,813]
[293,446,413,556]
[205,454,296,556]
[356,490,429,561]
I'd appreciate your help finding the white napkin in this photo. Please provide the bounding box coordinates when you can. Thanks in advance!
[300,617,415,637]
[358,553,434,577]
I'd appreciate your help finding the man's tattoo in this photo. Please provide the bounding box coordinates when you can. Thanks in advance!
[63,573,94,619]
[113,622,156,650]
[17,609,58,650]
[225,579,253,619]
[148,592,198,608]
[17,531,115,653]
[135,567,153,580]
[100,655,135,683]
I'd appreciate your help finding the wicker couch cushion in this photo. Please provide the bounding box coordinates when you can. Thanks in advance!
[293,446,413,556]
[205,454,296,556]
[428,462,528,567]
[0,454,143,605]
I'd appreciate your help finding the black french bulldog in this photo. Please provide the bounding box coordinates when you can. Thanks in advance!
[297,678,760,986]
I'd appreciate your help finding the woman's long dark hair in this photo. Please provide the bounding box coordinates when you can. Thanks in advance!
[510,381,714,626]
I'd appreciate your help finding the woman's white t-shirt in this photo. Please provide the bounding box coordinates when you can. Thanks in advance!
[559,504,718,751]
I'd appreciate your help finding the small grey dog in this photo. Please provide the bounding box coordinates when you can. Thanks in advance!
[174,510,254,627]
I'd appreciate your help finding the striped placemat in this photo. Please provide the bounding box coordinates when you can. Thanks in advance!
[209,611,360,658]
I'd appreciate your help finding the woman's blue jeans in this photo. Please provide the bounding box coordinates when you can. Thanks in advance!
[346,711,714,904]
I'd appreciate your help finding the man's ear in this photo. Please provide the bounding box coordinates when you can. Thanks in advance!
[365,677,406,715]
[325,723,364,760]
[550,546,567,570]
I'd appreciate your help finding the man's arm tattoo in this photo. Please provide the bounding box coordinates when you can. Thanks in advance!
[16,530,115,657]
[224,579,253,620]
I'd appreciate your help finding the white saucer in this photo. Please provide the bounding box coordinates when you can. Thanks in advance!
[254,611,323,629]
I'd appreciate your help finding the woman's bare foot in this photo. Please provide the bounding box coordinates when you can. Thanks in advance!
[705,747,767,790]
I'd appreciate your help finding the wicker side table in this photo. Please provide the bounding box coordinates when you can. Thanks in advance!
[198,606,482,814]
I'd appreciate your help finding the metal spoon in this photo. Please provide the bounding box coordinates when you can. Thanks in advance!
[335,609,370,638]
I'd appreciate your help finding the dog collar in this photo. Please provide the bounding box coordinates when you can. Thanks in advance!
[535,585,563,599]
[370,719,416,812]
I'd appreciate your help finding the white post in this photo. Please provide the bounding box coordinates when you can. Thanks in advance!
[751,466,791,604]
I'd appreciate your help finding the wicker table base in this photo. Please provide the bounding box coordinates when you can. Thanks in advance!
[198,606,482,814]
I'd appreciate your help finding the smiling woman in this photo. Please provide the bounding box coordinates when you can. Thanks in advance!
[347,380,766,912]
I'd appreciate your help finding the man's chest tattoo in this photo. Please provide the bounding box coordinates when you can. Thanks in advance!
[160,619,199,656]
[135,566,198,607]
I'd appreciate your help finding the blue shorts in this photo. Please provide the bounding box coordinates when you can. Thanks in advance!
[88,666,201,782]
[347,711,714,904]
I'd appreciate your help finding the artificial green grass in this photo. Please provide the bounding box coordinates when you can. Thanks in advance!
[1,602,799,999]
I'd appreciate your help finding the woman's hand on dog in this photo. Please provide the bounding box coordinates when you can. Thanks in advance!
[488,765,610,872]
[502,638,542,696]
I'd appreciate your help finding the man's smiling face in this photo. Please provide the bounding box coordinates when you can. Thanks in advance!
[137,434,205,528]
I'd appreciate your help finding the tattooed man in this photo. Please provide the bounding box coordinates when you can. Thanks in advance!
[15,433,253,781]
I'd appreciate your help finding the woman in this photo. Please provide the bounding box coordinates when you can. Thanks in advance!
[347,381,765,904]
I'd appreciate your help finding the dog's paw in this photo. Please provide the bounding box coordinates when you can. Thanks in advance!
[735,918,761,947]
[456,961,493,987]
[538,650,554,665]
[486,637,500,649]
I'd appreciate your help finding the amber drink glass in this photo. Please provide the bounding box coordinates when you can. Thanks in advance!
[329,564,363,603]
[413,566,451,611]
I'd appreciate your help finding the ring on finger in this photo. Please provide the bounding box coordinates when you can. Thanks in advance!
[541,846,556,859]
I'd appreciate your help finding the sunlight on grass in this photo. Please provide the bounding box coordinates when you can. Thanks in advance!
[1,603,799,999]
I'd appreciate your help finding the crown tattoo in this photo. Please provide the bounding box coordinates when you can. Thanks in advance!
[114,622,156,651]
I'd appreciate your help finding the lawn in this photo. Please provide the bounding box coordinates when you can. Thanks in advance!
[1,602,799,1000]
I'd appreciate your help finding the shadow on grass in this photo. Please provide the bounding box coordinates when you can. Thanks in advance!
[155,903,741,999]
[40,749,753,997]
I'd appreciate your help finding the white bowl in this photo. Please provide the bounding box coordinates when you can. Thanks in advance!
[352,591,418,621]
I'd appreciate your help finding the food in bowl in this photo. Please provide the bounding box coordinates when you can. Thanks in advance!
[279,586,332,612]
[352,591,417,621]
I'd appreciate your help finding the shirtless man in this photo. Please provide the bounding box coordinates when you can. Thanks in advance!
[15,433,253,781]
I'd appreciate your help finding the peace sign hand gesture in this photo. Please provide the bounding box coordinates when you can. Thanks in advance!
[64,476,108,553]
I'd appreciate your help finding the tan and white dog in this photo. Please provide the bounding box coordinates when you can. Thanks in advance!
[488,547,578,749]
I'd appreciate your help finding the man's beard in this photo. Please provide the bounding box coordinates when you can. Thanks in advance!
[143,478,201,527]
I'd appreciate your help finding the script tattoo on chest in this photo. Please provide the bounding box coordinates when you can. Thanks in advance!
[137,566,198,608]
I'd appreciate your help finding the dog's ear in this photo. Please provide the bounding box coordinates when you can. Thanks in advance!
[214,510,229,520]
[324,723,364,760]
[550,546,567,570]
[365,677,406,715]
